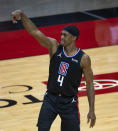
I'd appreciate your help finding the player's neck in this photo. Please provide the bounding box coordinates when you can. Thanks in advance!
[63,44,78,57]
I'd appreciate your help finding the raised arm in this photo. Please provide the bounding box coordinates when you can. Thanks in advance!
[80,54,96,128]
[11,10,58,58]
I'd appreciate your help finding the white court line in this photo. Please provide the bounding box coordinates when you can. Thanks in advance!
[81,11,106,20]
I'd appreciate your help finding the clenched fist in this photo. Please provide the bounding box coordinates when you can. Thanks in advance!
[11,10,23,24]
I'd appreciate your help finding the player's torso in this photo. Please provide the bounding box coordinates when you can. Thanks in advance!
[47,45,84,96]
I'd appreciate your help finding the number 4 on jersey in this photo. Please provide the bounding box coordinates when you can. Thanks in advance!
[57,75,64,86]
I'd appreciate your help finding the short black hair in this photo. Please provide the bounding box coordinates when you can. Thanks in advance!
[63,25,79,39]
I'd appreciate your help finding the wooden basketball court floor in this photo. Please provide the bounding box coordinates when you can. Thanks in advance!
[0,45,118,131]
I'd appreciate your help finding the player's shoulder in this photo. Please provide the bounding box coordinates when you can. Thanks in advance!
[82,53,90,60]
[80,52,91,67]
[48,37,58,46]
[47,37,59,58]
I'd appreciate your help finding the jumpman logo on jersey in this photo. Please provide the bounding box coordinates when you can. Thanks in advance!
[58,62,69,76]
[57,53,62,58]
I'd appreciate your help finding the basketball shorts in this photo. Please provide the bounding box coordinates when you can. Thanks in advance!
[37,91,80,131]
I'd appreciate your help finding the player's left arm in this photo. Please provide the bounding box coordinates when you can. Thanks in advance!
[80,54,96,128]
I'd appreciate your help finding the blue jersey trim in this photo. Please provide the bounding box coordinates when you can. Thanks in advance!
[63,47,80,58]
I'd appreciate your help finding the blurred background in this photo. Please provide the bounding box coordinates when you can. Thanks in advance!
[0,0,118,59]
[0,0,118,21]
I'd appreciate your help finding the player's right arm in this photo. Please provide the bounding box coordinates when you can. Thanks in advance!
[11,10,58,58]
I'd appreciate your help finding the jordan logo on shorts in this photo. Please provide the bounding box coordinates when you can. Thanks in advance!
[72,98,76,103]
[58,62,69,76]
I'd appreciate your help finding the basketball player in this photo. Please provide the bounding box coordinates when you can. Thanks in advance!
[11,10,96,131]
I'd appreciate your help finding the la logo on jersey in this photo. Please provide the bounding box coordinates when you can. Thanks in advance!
[58,62,69,76]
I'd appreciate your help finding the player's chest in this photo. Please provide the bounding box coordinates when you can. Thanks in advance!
[51,53,81,74]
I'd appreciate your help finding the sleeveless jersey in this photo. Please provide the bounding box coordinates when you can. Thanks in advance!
[47,45,85,96]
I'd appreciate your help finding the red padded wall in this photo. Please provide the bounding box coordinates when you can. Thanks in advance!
[0,17,118,60]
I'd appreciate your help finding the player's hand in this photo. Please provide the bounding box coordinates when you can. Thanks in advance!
[87,111,96,128]
[11,10,23,24]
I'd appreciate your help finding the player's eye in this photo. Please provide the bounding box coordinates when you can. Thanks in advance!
[63,33,66,37]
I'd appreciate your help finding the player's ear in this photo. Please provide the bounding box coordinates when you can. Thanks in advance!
[73,36,77,41]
